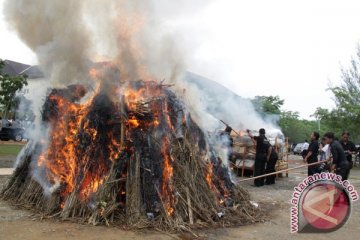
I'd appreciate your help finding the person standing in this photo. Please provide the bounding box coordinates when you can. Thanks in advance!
[248,128,271,187]
[323,144,331,160]
[317,137,331,173]
[340,131,356,179]
[319,138,326,161]
[301,140,309,160]
[223,125,234,147]
[304,132,320,176]
[265,145,278,185]
[324,132,350,180]
[219,125,234,162]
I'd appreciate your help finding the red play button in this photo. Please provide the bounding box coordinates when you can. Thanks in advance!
[301,182,351,232]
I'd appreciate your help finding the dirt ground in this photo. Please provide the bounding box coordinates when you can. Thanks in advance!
[1,155,359,240]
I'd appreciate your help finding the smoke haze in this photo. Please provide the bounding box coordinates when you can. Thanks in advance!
[3,0,281,136]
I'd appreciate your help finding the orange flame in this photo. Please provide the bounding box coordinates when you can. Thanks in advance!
[108,132,122,162]
[161,136,174,216]
[128,117,140,128]
[37,89,110,201]
[206,163,214,190]
[37,77,186,217]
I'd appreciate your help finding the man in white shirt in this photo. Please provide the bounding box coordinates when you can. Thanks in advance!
[321,144,331,160]
[301,140,309,159]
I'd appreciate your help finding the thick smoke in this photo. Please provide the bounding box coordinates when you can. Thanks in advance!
[3,0,186,86]
[4,0,282,141]
[4,0,91,86]
[2,0,285,191]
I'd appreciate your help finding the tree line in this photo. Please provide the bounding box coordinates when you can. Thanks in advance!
[252,46,360,143]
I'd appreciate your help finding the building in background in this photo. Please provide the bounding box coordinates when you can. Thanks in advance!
[1,60,49,125]
[2,59,46,95]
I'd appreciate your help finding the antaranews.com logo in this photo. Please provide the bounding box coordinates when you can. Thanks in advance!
[290,173,359,233]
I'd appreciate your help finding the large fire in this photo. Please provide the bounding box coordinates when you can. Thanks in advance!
[0,0,259,231]
[34,69,213,216]
[1,65,257,230]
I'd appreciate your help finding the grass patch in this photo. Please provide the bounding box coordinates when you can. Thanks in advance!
[0,144,23,156]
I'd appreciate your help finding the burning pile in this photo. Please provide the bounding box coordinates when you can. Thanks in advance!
[1,68,261,231]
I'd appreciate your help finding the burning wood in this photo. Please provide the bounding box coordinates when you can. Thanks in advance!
[1,72,262,231]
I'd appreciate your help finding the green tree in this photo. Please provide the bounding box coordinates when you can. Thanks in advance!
[278,111,320,143]
[312,107,342,134]
[251,95,320,143]
[313,45,360,142]
[0,59,28,117]
[252,95,284,115]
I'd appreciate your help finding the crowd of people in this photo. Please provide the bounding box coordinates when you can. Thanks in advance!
[248,128,357,187]
[300,131,356,181]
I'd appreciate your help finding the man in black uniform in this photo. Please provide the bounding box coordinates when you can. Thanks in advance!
[223,125,234,147]
[265,145,278,185]
[304,131,320,176]
[220,125,234,163]
[324,132,350,180]
[248,128,271,187]
[340,131,356,179]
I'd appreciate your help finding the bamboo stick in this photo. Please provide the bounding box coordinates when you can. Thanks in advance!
[185,187,194,225]
[219,119,241,137]
[236,160,330,183]
[120,95,126,146]
[120,121,125,146]
[125,151,141,222]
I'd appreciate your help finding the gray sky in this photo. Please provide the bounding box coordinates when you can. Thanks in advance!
[1,0,360,119]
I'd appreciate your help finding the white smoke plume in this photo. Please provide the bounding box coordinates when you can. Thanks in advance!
[3,0,186,86]
[4,0,282,140]
[4,0,91,86]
